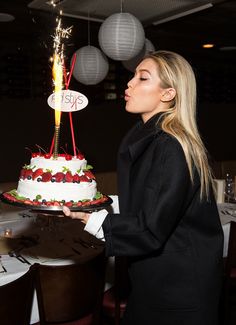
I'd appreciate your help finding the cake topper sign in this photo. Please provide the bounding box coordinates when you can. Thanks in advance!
[47,90,88,112]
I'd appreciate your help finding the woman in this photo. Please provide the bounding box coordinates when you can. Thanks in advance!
[63,51,223,325]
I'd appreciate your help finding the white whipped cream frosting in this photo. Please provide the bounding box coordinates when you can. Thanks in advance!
[30,156,87,173]
[17,179,97,202]
[17,156,97,202]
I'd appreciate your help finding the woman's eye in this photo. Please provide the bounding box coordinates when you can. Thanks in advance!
[140,77,148,81]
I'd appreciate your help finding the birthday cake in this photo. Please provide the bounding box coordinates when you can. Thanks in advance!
[3,151,109,208]
[1,18,112,210]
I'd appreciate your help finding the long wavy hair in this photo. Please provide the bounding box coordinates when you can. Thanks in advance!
[146,50,212,198]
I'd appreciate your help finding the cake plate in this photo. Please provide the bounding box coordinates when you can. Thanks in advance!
[0,192,113,215]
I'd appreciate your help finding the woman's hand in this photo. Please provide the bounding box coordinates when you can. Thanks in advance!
[62,206,90,224]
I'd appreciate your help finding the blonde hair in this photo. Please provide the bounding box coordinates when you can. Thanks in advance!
[146,50,212,198]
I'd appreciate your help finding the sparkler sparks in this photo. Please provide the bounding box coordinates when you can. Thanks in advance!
[52,16,73,63]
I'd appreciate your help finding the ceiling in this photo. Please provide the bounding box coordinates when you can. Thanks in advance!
[0,0,236,61]
[27,0,222,24]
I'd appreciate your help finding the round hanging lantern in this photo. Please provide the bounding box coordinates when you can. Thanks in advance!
[72,45,109,85]
[122,38,155,72]
[98,12,145,61]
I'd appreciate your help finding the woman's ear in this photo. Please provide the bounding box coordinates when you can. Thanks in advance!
[161,88,176,102]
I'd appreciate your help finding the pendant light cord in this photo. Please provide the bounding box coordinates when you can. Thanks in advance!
[120,0,124,13]
[87,11,90,45]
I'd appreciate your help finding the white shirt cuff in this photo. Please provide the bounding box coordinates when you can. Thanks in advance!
[84,209,108,241]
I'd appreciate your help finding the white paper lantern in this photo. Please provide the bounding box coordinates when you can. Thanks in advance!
[72,45,109,85]
[122,39,155,72]
[98,12,145,61]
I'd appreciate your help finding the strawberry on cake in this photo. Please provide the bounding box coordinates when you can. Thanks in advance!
[3,151,109,208]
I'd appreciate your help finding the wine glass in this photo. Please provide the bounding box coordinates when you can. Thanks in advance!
[225,173,235,203]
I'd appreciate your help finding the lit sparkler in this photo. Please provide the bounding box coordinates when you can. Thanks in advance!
[51,13,72,159]
[52,52,63,159]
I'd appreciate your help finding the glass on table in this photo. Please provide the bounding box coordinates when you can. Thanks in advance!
[225,173,236,203]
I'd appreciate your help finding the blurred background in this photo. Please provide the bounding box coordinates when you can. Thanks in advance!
[0,0,236,182]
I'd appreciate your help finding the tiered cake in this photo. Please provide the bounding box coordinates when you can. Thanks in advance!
[3,151,108,208]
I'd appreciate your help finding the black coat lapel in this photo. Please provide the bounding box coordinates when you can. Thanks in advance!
[122,113,163,162]
[117,113,164,213]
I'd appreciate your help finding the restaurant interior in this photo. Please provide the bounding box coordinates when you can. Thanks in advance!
[0,0,236,324]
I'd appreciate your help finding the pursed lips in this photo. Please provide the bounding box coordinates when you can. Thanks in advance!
[124,90,130,101]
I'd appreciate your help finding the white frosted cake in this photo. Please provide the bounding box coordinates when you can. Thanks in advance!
[3,152,108,208]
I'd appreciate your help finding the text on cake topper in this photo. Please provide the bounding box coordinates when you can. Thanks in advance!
[48,89,88,112]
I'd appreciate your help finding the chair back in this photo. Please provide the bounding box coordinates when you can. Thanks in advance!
[102,256,130,325]
[222,221,236,324]
[0,264,36,325]
[225,221,236,276]
[35,252,106,325]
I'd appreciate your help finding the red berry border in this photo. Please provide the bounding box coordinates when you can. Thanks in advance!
[20,168,95,183]
[3,191,109,208]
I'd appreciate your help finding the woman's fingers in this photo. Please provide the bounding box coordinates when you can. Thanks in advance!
[62,206,71,216]
[62,206,80,218]
[62,206,89,222]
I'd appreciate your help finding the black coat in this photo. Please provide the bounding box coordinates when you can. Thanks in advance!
[102,113,223,325]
